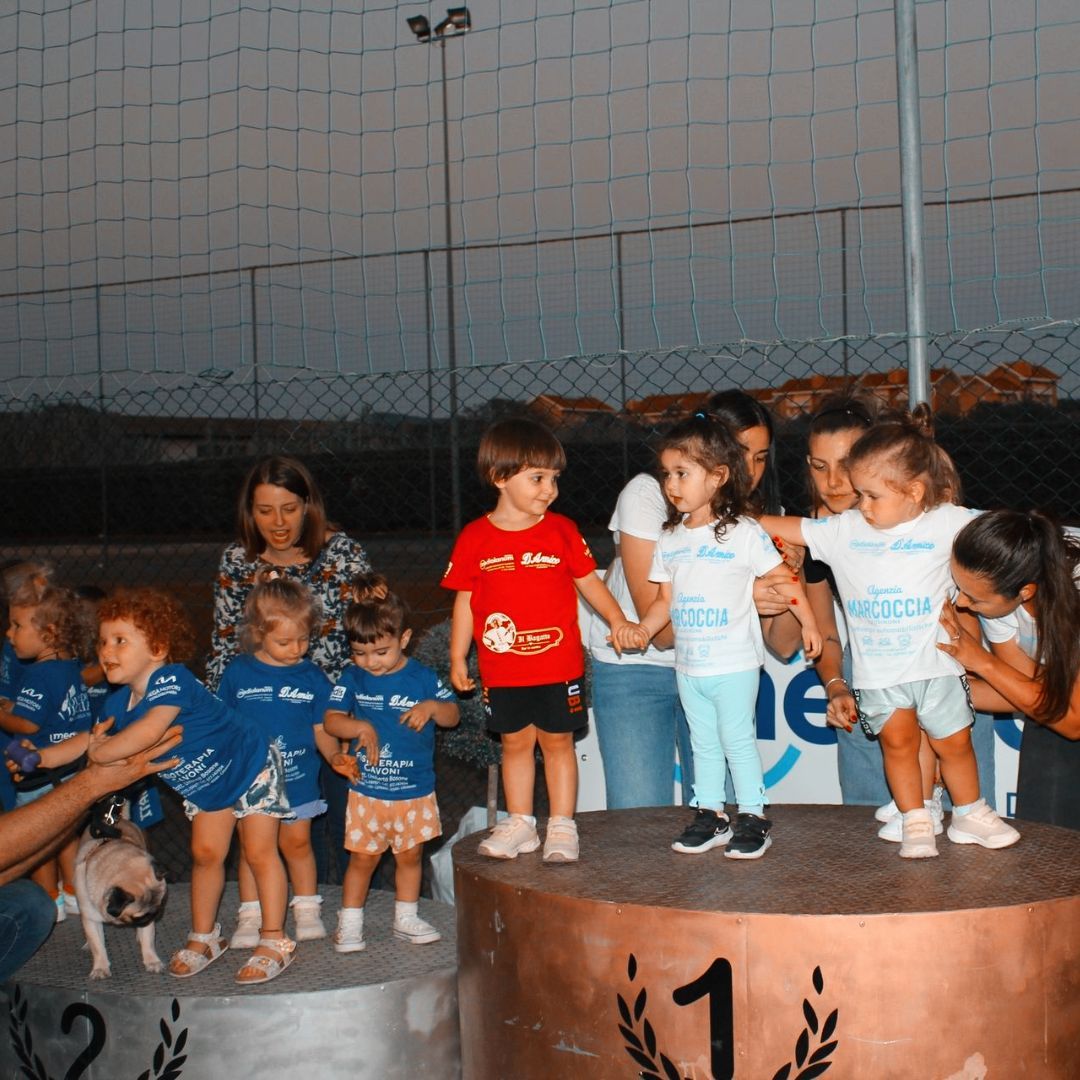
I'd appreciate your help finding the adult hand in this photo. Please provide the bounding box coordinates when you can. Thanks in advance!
[754,565,799,617]
[85,721,183,795]
[936,600,988,672]
[772,535,806,574]
[826,688,858,732]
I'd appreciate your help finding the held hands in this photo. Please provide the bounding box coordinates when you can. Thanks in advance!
[449,657,475,694]
[87,720,184,789]
[771,535,806,575]
[825,685,859,732]
[609,619,651,654]
[753,565,801,618]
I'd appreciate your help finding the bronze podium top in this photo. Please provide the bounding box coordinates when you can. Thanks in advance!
[453,805,1080,916]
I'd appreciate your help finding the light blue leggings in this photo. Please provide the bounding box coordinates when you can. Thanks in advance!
[677,668,765,815]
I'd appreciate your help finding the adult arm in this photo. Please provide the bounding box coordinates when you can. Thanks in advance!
[805,579,857,730]
[0,724,182,885]
[939,602,1080,739]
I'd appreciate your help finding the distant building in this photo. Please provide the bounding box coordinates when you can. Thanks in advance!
[528,393,616,428]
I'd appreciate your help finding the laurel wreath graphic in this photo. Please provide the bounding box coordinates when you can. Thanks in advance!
[617,953,688,1080]
[770,966,838,1080]
[136,998,188,1080]
[617,955,839,1080]
[7,985,188,1080]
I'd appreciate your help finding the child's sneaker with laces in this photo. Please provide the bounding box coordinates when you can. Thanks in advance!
[477,814,541,859]
[393,911,442,945]
[947,799,1020,849]
[333,908,366,953]
[671,808,732,854]
[724,813,772,860]
[290,895,326,942]
[543,816,579,863]
[899,808,939,858]
[230,901,262,949]
[877,798,944,842]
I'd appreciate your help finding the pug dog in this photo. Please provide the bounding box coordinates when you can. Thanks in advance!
[74,817,167,979]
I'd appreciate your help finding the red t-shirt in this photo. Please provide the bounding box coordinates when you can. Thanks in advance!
[442,512,597,687]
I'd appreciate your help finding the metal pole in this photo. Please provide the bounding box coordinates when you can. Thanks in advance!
[249,266,261,426]
[840,208,850,383]
[441,39,462,535]
[894,0,930,408]
[95,284,109,573]
[425,250,438,534]
[616,231,628,483]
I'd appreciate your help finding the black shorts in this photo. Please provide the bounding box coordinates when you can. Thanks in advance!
[483,679,586,735]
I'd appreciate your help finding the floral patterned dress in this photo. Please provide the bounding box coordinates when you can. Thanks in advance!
[205,531,371,690]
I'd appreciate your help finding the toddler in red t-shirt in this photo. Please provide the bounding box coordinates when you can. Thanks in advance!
[442,419,634,863]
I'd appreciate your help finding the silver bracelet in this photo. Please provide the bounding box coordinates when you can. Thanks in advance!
[823,676,849,694]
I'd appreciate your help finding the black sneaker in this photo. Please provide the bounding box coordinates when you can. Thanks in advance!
[671,809,732,854]
[724,813,772,860]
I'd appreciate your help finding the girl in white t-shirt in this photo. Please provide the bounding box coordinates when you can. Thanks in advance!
[762,407,1019,858]
[615,413,821,860]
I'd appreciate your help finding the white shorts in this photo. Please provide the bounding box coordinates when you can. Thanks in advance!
[853,675,975,740]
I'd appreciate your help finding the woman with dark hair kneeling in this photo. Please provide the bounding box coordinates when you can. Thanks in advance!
[941,509,1080,829]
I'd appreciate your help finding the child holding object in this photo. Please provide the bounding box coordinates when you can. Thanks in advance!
[324,574,458,952]
[442,418,637,864]
[760,407,1019,858]
[613,413,821,859]
[218,573,338,946]
[36,587,297,984]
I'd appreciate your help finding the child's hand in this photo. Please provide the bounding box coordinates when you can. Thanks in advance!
[802,626,823,660]
[609,620,650,654]
[330,750,361,784]
[449,657,475,694]
[753,565,801,617]
[826,687,859,732]
[400,701,436,732]
[936,600,985,671]
[351,721,380,766]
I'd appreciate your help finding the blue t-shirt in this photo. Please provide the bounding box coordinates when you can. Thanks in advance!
[103,663,268,812]
[11,658,93,791]
[218,654,333,807]
[328,658,453,800]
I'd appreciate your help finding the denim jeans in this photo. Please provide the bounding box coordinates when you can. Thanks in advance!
[677,669,764,813]
[0,879,54,983]
[591,659,694,808]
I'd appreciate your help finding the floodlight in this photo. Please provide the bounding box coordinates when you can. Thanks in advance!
[407,15,431,41]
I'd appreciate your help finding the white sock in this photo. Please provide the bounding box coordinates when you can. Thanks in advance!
[395,900,418,922]
[238,900,260,914]
[339,906,364,923]
[291,894,321,906]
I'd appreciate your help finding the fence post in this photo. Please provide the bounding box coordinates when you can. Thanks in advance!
[249,266,260,425]
[616,230,629,484]
[894,0,931,408]
[425,250,438,534]
[95,284,110,573]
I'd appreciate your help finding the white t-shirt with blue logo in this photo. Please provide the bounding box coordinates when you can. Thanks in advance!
[801,504,979,689]
[648,515,783,677]
[218,654,334,807]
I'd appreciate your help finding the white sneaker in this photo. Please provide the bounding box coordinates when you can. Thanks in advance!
[477,814,540,859]
[333,908,366,953]
[899,809,939,859]
[61,891,80,917]
[543,817,579,863]
[874,799,898,824]
[290,895,326,942]
[393,911,442,945]
[947,800,1021,849]
[877,799,944,842]
[229,902,262,949]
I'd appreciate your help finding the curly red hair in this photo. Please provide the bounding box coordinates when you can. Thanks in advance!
[97,588,197,664]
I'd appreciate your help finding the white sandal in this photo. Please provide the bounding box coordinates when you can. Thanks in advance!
[169,924,229,978]
[235,936,296,985]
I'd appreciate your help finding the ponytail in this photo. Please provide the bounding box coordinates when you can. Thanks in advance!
[953,510,1080,722]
